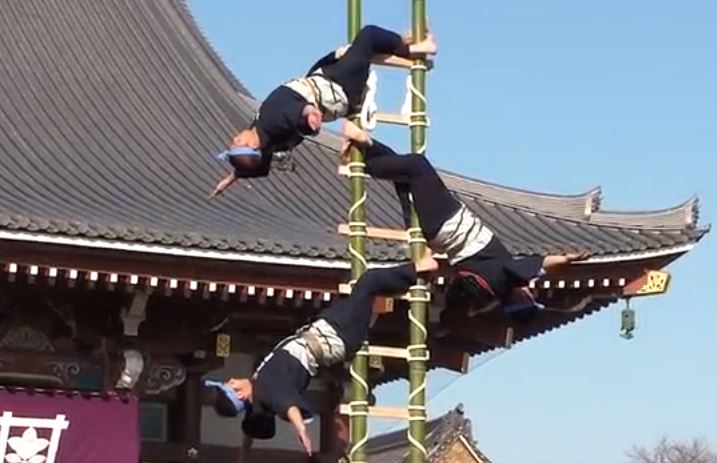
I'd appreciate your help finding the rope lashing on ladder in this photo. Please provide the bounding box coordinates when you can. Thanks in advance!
[406,193,427,244]
[400,64,431,154]
[407,283,429,457]
[407,226,427,245]
[346,160,368,286]
[359,70,378,132]
[346,162,370,179]
[348,347,370,463]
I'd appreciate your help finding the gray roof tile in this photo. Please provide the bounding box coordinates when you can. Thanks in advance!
[0,0,707,264]
[367,405,490,463]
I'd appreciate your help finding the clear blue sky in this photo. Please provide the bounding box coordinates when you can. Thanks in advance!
[188,1,716,461]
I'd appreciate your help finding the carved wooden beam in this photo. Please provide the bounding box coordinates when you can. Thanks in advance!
[430,345,471,373]
[120,289,151,336]
[115,349,145,389]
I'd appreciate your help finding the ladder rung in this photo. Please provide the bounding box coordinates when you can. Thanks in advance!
[338,283,351,295]
[375,112,411,126]
[401,291,431,302]
[339,404,410,420]
[338,283,430,302]
[367,346,408,359]
[337,165,358,177]
[338,165,374,178]
[339,284,396,313]
[372,54,434,70]
[337,224,407,241]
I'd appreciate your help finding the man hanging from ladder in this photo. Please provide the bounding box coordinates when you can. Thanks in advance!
[341,125,589,311]
[210,25,438,198]
[204,251,438,457]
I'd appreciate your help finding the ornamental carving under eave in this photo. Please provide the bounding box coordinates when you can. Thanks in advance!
[45,362,81,384]
[0,326,54,352]
[143,359,186,395]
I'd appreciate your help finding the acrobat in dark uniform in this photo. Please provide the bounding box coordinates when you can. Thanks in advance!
[210,25,437,197]
[204,253,438,456]
[341,132,588,309]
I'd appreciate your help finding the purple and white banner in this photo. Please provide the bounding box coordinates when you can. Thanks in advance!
[0,388,139,463]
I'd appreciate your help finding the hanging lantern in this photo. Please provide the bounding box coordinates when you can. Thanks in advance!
[620,298,636,339]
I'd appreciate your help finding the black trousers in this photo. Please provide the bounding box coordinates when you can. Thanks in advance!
[363,140,461,241]
[319,263,416,356]
[320,26,410,109]
[362,141,544,300]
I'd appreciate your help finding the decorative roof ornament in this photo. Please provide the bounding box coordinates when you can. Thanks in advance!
[621,298,636,340]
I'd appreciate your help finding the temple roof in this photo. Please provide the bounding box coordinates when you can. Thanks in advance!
[0,0,707,267]
[367,404,492,462]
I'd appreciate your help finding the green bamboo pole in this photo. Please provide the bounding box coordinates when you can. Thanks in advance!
[407,1,430,462]
[346,2,369,463]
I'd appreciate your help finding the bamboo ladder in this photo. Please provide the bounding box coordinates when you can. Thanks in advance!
[338,1,432,462]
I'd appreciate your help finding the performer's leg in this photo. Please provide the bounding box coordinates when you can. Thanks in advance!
[350,25,411,60]
[347,25,436,59]
[319,253,437,360]
[322,25,435,107]
[394,182,413,229]
[364,141,460,240]
[349,256,435,322]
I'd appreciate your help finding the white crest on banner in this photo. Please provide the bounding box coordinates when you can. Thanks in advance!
[0,413,69,463]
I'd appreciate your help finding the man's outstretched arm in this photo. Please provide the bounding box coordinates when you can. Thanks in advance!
[542,251,590,274]
[342,119,372,146]
[286,406,312,456]
[210,172,238,199]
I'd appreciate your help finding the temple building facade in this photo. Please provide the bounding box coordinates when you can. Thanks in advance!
[0,1,707,462]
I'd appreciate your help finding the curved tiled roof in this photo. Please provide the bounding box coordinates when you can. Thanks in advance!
[0,0,707,265]
[590,197,701,230]
[441,171,601,220]
[367,404,491,463]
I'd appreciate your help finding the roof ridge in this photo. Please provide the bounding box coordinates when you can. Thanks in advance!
[590,195,703,230]
[439,168,602,200]
[457,189,706,233]
[171,0,253,98]
[436,170,602,220]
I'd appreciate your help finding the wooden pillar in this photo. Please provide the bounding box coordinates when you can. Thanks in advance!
[166,365,202,462]
[320,379,349,459]
[181,370,202,446]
